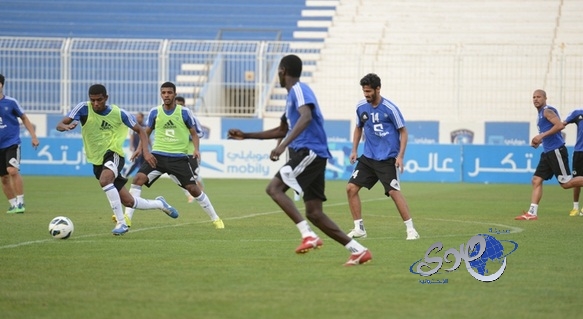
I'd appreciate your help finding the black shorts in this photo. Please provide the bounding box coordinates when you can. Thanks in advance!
[139,153,199,188]
[0,144,20,176]
[534,145,571,183]
[349,155,401,196]
[275,148,327,202]
[573,151,583,177]
[92,150,128,191]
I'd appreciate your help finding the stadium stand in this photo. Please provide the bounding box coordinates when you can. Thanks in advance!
[0,0,338,115]
[1,0,333,41]
[312,0,582,125]
[1,0,581,127]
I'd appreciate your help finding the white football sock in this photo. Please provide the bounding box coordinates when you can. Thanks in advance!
[195,192,219,221]
[404,218,415,231]
[103,183,125,225]
[345,239,366,254]
[354,219,364,231]
[16,194,24,206]
[125,184,142,219]
[528,204,538,215]
[296,220,318,238]
[133,197,164,210]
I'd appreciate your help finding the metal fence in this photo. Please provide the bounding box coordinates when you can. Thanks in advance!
[0,37,318,117]
[1,37,582,124]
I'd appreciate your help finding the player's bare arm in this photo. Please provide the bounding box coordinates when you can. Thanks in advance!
[20,114,39,149]
[134,124,156,167]
[190,127,201,160]
[396,126,408,173]
[270,105,312,161]
[129,125,143,160]
[228,120,288,140]
[56,116,77,131]
[350,126,363,164]
[531,109,562,147]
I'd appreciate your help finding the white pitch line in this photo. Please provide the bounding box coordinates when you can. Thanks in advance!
[0,197,522,249]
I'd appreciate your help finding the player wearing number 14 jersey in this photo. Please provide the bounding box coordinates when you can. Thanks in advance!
[346,73,420,240]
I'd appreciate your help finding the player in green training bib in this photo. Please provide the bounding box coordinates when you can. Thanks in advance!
[56,84,180,236]
[124,82,224,229]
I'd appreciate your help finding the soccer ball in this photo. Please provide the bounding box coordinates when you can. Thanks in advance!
[48,216,74,239]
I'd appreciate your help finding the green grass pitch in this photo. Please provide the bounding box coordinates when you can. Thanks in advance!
[1,176,582,319]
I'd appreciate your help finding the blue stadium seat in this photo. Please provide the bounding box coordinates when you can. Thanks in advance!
[1,0,336,115]
[1,0,331,40]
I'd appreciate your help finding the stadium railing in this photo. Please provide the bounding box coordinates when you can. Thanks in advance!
[1,37,582,126]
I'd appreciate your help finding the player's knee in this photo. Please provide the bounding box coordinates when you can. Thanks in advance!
[186,185,201,197]
[346,182,360,196]
[6,166,19,177]
[265,184,276,198]
[560,182,570,189]
[265,183,284,199]
[132,173,147,185]
[306,213,317,224]
[531,175,543,185]
[120,193,134,207]
[306,209,323,224]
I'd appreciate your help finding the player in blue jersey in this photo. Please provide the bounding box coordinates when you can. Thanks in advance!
[516,89,583,220]
[56,84,180,235]
[563,108,583,217]
[228,55,372,266]
[123,82,224,229]
[345,73,420,240]
[0,74,39,214]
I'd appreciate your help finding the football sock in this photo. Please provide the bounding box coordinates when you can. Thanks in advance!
[574,202,579,210]
[8,198,17,207]
[296,220,317,238]
[125,184,142,219]
[195,192,219,221]
[354,219,364,231]
[16,194,24,206]
[345,239,366,254]
[528,204,538,215]
[103,183,125,225]
[133,197,164,210]
[404,218,415,231]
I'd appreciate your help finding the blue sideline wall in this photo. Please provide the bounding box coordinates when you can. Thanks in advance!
[19,116,554,184]
[19,137,547,184]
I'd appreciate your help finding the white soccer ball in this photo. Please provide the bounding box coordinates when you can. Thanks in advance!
[48,216,74,239]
